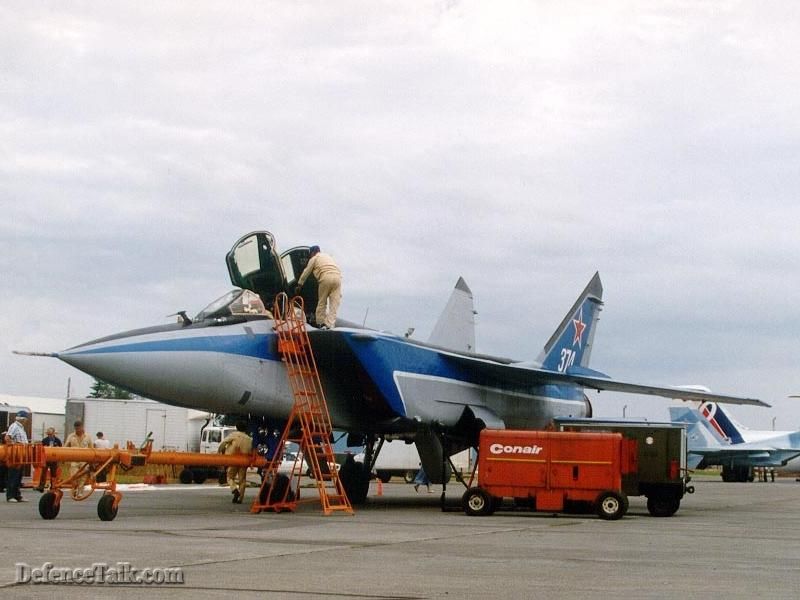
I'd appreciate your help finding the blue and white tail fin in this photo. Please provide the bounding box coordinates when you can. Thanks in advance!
[428,277,476,353]
[698,402,747,444]
[538,272,604,372]
[669,405,729,446]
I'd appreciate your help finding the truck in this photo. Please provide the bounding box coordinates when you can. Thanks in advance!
[372,439,425,483]
[181,420,300,484]
[358,437,473,483]
[553,417,692,517]
[178,422,236,484]
[463,429,636,520]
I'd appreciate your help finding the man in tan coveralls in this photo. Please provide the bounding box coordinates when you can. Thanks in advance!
[295,245,342,329]
[64,420,93,478]
[218,421,252,504]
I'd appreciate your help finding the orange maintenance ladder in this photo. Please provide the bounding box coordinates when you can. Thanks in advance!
[250,293,353,516]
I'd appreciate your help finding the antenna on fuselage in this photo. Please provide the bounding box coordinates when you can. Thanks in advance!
[362,307,369,327]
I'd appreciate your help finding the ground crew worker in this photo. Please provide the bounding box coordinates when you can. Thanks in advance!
[93,432,112,482]
[5,411,30,503]
[0,430,7,494]
[295,245,342,329]
[64,420,93,478]
[37,427,62,492]
[218,420,253,504]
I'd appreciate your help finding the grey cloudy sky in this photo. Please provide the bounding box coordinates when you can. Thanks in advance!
[2,1,799,428]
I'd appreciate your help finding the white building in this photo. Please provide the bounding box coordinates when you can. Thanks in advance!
[0,394,65,441]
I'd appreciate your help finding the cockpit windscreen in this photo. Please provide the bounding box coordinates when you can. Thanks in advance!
[195,289,272,321]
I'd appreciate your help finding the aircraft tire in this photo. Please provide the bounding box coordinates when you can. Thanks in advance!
[595,491,626,520]
[341,462,370,505]
[462,487,493,517]
[97,494,118,522]
[179,468,194,484]
[39,492,60,520]
[646,496,680,517]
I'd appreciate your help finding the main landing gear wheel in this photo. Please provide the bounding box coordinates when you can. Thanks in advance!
[595,491,627,520]
[462,487,494,517]
[97,494,119,521]
[38,492,60,520]
[340,461,370,505]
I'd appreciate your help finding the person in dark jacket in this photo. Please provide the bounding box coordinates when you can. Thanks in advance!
[37,427,62,492]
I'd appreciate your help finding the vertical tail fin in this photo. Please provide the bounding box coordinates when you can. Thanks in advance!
[428,277,476,353]
[698,402,747,444]
[538,272,604,372]
[669,405,729,446]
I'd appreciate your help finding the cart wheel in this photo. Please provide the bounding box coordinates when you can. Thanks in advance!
[462,487,493,516]
[97,494,119,521]
[39,492,60,520]
[595,491,626,520]
[646,496,680,517]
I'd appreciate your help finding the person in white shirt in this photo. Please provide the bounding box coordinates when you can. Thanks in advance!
[94,432,112,482]
[94,432,112,449]
[5,411,29,502]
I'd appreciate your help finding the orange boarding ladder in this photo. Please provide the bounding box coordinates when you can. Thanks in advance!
[251,293,353,516]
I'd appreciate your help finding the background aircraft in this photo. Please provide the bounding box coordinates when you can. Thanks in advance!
[18,230,769,502]
[670,402,800,482]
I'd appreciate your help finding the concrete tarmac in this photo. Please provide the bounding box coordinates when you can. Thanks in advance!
[1,478,798,599]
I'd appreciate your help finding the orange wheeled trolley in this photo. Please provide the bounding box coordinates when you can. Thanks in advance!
[463,430,637,520]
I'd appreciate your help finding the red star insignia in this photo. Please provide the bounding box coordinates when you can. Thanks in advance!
[572,310,586,347]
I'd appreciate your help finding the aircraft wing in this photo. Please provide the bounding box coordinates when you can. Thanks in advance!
[442,353,770,407]
[687,447,800,463]
[683,444,800,468]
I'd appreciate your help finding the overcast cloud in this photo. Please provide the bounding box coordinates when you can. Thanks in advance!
[2,1,799,428]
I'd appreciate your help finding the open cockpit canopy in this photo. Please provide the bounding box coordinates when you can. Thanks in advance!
[225,231,318,317]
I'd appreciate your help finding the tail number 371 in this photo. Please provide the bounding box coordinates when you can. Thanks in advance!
[558,348,576,372]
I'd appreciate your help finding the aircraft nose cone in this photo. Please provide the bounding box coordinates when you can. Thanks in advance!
[57,326,225,408]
